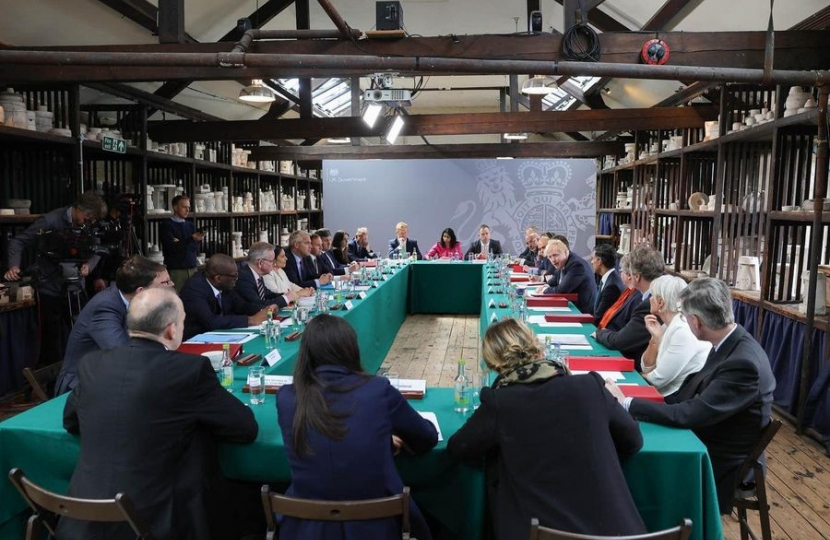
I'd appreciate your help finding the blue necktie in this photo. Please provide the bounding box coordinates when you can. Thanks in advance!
[298,258,305,278]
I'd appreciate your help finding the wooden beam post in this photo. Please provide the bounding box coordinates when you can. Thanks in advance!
[158,0,186,44]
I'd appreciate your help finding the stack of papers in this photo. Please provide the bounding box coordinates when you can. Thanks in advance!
[527,315,582,328]
[186,332,258,344]
[418,412,444,441]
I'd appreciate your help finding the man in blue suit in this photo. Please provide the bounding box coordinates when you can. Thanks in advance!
[234,242,293,309]
[388,222,423,259]
[179,254,275,340]
[348,227,377,261]
[55,255,173,395]
[284,230,333,289]
[591,243,623,323]
[311,234,356,276]
[535,239,597,315]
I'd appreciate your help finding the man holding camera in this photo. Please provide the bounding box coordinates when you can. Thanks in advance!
[4,192,107,364]
[160,195,204,292]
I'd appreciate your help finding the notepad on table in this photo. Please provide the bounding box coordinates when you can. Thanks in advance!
[527,315,582,327]
[186,332,258,344]
[572,370,624,381]
[536,334,590,346]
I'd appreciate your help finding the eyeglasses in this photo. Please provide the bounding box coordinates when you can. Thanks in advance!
[259,258,275,266]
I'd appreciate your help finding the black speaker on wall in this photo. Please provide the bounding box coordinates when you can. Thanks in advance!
[376,1,403,31]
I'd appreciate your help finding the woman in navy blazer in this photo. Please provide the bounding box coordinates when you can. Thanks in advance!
[276,315,438,540]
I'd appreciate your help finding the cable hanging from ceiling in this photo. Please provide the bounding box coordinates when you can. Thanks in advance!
[561,0,601,63]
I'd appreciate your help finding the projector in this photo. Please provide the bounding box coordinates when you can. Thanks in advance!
[363,88,413,106]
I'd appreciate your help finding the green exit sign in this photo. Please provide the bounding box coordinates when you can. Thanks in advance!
[102,136,126,154]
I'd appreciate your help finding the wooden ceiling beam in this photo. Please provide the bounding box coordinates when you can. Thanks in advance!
[147,106,714,142]
[158,0,185,44]
[248,141,624,160]
[95,0,197,42]
[220,0,297,42]
[641,0,694,32]
[557,0,628,32]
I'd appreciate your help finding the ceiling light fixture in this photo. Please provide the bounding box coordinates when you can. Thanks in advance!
[385,114,405,144]
[238,79,276,103]
[362,103,383,128]
[521,75,558,95]
[503,133,528,140]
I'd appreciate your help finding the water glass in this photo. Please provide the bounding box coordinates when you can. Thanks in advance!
[267,320,280,347]
[558,350,570,371]
[468,252,476,262]
[248,366,265,405]
[471,372,482,410]
[297,307,310,329]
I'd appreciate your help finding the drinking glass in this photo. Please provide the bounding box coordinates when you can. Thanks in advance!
[471,372,482,410]
[297,307,310,329]
[267,320,280,346]
[248,366,265,405]
[558,350,570,371]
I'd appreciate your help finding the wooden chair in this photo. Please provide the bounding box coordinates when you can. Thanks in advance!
[22,364,61,402]
[528,518,692,540]
[260,485,411,540]
[8,468,154,540]
[732,419,783,540]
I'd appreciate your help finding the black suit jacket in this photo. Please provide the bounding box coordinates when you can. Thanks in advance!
[518,247,537,267]
[347,239,376,262]
[284,250,321,289]
[388,238,423,260]
[464,239,503,259]
[543,253,597,315]
[594,269,624,324]
[629,325,776,512]
[57,338,258,540]
[233,262,287,310]
[603,289,643,333]
[595,296,653,369]
[448,372,645,539]
[316,251,347,276]
[179,272,261,340]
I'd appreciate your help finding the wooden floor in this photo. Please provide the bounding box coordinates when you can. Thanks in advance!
[383,314,830,540]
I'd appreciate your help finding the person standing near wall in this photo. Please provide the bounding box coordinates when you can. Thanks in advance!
[160,195,204,292]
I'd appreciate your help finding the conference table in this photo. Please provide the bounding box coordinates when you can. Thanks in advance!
[0,260,723,540]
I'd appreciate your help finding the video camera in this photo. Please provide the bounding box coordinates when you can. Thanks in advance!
[36,223,123,262]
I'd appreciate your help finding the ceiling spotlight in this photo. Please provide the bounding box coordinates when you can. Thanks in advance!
[238,79,276,103]
[521,75,558,95]
[327,137,352,144]
[503,133,528,140]
[385,114,405,144]
[362,103,383,128]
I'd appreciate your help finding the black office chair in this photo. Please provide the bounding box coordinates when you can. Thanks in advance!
[732,419,783,540]
[528,519,692,540]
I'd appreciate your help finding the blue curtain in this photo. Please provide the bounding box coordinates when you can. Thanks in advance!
[805,347,830,454]
[599,213,613,236]
[0,306,40,395]
[732,300,759,337]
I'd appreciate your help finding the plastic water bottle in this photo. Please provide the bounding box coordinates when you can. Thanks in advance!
[411,248,417,262]
[544,336,553,361]
[552,342,562,364]
[264,310,275,349]
[221,343,234,392]
[454,359,470,413]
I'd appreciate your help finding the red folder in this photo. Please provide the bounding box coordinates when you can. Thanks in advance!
[510,276,530,282]
[178,343,243,359]
[360,260,377,267]
[532,292,578,301]
[544,314,594,323]
[511,264,525,272]
[568,357,635,371]
[620,385,665,403]
[527,297,568,308]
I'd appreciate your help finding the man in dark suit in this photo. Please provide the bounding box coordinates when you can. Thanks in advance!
[311,233,356,276]
[517,227,539,266]
[57,288,258,540]
[606,278,775,514]
[179,253,274,340]
[594,246,664,368]
[234,241,292,310]
[465,224,504,260]
[284,230,333,289]
[534,239,596,315]
[591,243,623,323]
[348,227,377,261]
[55,255,173,395]
[388,221,423,259]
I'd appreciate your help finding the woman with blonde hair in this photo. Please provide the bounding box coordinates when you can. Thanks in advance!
[448,319,645,540]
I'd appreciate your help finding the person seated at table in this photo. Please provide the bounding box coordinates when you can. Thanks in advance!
[55,255,173,396]
[234,241,294,310]
[284,230,333,289]
[590,243,623,324]
[640,275,710,396]
[312,232,357,276]
[427,227,464,259]
[448,319,645,540]
[605,278,775,514]
[263,245,315,299]
[533,239,596,314]
[594,246,664,370]
[58,287,258,540]
[465,224,503,260]
[179,253,276,340]
[596,255,642,332]
[541,234,568,286]
[276,315,438,540]
[330,230,355,267]
[517,227,539,266]
[348,227,377,261]
[532,234,553,278]
[388,221,423,260]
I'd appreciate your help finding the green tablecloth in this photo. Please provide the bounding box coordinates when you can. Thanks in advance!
[0,261,723,540]
[409,261,484,314]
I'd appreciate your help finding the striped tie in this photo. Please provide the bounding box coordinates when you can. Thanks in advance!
[257,277,266,300]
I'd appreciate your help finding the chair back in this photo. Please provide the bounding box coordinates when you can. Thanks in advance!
[261,485,410,540]
[735,419,782,491]
[22,366,59,402]
[8,468,154,540]
[528,518,692,540]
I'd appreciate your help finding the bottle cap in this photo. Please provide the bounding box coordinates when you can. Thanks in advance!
[222,343,230,350]
[458,358,466,365]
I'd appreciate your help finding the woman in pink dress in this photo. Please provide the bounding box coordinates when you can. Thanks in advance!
[427,228,464,259]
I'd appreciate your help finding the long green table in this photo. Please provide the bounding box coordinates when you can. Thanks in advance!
[0,260,722,540]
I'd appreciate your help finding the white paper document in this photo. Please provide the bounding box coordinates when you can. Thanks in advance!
[536,334,590,346]
[187,332,258,344]
[526,315,582,328]
[418,412,444,441]
[264,375,294,386]
[527,306,571,312]
[572,370,624,381]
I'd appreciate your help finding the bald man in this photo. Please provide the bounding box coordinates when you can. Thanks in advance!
[179,253,276,340]
[59,288,258,540]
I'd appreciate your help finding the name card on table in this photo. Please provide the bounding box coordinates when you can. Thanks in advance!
[373,281,380,288]
[344,300,354,310]
[243,374,293,394]
[488,299,496,308]
[397,379,427,399]
[264,349,281,366]
[359,292,368,300]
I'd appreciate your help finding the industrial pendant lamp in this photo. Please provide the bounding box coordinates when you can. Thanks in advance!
[239,79,276,103]
[521,75,558,95]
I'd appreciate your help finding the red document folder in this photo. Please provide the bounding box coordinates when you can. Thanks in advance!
[620,385,665,403]
[568,357,635,372]
[532,292,578,301]
[526,297,569,308]
[510,276,530,282]
[178,343,243,359]
[544,314,594,323]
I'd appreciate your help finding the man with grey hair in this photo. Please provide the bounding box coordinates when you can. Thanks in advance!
[606,277,775,514]
[285,230,332,289]
[594,246,664,368]
[234,241,293,309]
[534,238,596,314]
[348,227,377,261]
[517,227,540,267]
[58,288,258,540]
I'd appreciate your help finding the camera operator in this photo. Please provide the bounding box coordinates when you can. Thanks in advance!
[88,196,130,294]
[4,192,107,364]
[160,195,204,292]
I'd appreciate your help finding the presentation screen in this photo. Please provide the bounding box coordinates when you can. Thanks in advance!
[322,159,597,257]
